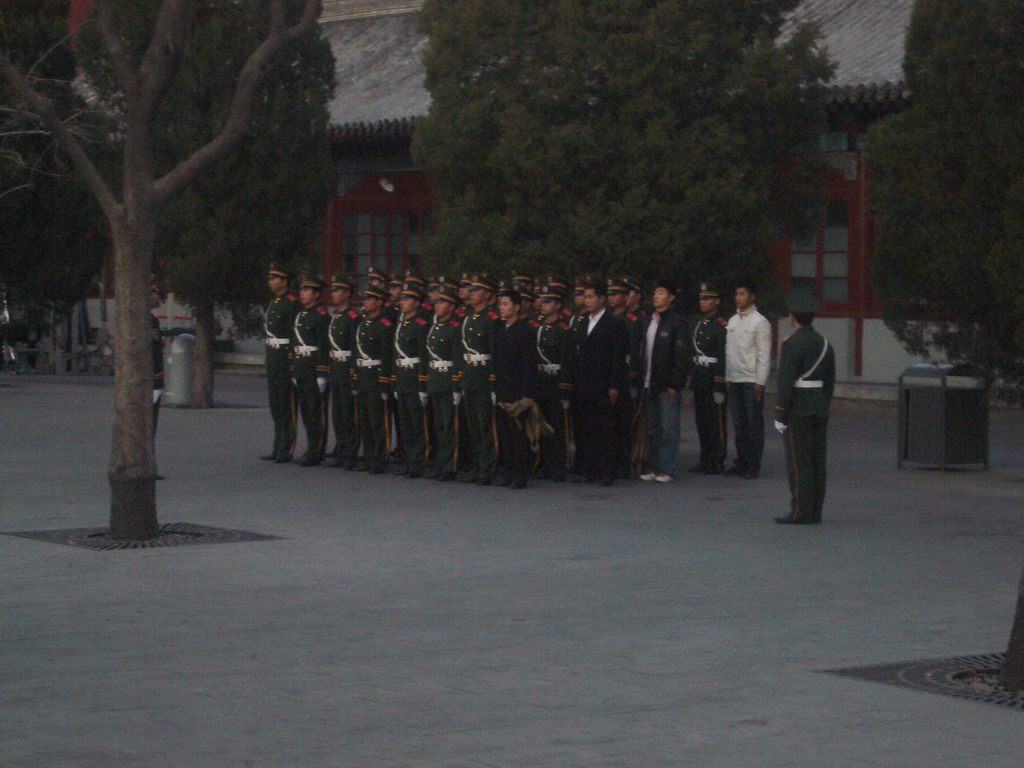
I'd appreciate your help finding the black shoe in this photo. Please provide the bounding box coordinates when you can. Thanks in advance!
[774,516,812,525]
[407,470,423,479]
[260,453,277,461]
[549,474,566,482]
[459,473,478,484]
[600,478,615,487]
[477,476,493,486]
[704,465,722,475]
[494,476,510,487]
[571,475,589,484]
[438,472,456,482]
[368,467,384,475]
[743,466,760,479]
[274,455,291,464]
[688,463,707,473]
[723,465,745,477]
[323,458,341,468]
[294,456,319,467]
[154,474,164,481]
[510,477,527,489]
[325,448,338,459]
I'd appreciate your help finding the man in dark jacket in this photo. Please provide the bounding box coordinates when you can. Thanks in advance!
[639,279,689,481]
[574,278,628,486]
[493,284,540,489]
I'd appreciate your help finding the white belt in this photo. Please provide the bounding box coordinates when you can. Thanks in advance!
[538,363,561,374]
[396,357,421,368]
[266,337,289,348]
[694,355,718,365]
[464,353,491,364]
[296,345,318,356]
[329,350,352,361]
[356,358,382,368]
[794,380,823,389]
[429,360,453,370]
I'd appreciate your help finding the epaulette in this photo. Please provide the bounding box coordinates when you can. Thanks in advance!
[415,317,428,326]
[380,318,392,327]
[316,306,327,314]
[449,320,461,328]
[487,311,499,320]
[718,317,728,326]
[558,322,570,330]
[626,313,638,322]
[347,309,359,319]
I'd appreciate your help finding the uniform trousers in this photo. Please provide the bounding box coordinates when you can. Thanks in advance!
[357,392,389,472]
[295,375,327,461]
[576,394,619,483]
[430,393,458,476]
[784,415,828,523]
[495,406,533,486]
[267,367,296,459]
[728,382,765,471]
[615,392,638,477]
[329,373,359,468]
[463,389,497,481]
[693,388,727,470]
[537,398,571,480]
[395,392,427,474]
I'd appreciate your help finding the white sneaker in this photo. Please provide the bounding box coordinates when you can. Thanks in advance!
[639,472,657,481]
[655,473,672,483]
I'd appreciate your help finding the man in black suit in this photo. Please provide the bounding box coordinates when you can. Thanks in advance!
[493,284,540,489]
[573,278,628,486]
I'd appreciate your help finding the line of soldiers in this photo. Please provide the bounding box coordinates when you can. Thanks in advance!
[260,263,745,489]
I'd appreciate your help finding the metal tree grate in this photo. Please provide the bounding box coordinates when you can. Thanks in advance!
[822,652,1024,712]
[2,522,282,551]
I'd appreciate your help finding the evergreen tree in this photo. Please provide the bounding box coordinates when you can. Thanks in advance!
[413,0,833,296]
[867,0,1024,393]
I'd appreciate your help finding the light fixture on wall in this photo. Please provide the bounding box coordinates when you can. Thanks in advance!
[379,177,394,193]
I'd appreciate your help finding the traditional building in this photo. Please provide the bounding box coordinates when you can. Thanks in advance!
[318,0,921,392]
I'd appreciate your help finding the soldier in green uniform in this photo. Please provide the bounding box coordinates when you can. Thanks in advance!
[568,276,593,477]
[324,273,361,470]
[366,266,388,293]
[291,275,330,467]
[534,284,575,481]
[516,282,537,321]
[689,282,728,474]
[149,282,165,435]
[608,277,642,477]
[391,281,431,477]
[459,274,502,485]
[262,263,300,463]
[773,289,836,525]
[425,281,463,481]
[354,283,394,474]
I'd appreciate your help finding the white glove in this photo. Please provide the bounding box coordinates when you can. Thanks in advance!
[291,378,297,387]
[774,420,788,433]
[419,392,429,406]
[381,392,389,401]
[491,392,497,405]
[317,377,327,393]
[561,399,571,410]
[453,392,463,406]
[152,389,162,404]
[713,392,725,405]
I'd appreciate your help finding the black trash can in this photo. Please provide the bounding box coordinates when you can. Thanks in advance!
[897,363,988,470]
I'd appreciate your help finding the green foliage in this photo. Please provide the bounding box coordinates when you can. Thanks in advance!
[867,0,1024,391]
[413,0,833,298]
[77,0,336,332]
[0,0,108,315]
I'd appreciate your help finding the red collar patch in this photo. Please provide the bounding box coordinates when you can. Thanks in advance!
[415,316,428,325]
[380,318,392,327]
[449,320,460,327]
[487,311,499,320]
[558,322,570,330]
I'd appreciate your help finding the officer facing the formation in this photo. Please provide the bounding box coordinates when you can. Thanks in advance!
[262,263,300,463]
[291,275,330,467]
[425,280,463,481]
[689,282,728,474]
[533,283,575,481]
[354,283,394,474]
[392,281,431,477]
[608,277,642,477]
[459,274,502,485]
[324,273,361,470]
[773,289,836,525]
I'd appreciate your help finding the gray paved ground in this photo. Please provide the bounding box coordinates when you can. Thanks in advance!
[1,373,1023,768]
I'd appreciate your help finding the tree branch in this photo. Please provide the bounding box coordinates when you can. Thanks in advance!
[152,0,322,205]
[95,0,138,96]
[136,0,191,116]
[0,51,121,220]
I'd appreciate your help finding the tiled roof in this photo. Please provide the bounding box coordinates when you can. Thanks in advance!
[323,0,914,131]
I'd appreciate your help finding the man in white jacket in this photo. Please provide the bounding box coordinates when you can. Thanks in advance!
[725,280,772,478]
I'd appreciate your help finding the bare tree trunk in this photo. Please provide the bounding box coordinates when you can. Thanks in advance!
[107,211,158,540]
[191,303,216,409]
[1000,564,1024,691]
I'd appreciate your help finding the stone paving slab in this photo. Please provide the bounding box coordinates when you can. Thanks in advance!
[1,373,1022,767]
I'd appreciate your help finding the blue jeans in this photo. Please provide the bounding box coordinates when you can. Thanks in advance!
[646,388,681,476]
[728,382,765,470]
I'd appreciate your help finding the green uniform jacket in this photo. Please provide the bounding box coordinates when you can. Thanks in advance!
[689,314,727,394]
[459,305,501,392]
[425,315,463,394]
[291,305,330,379]
[614,310,642,388]
[533,318,575,401]
[265,292,300,372]
[327,306,361,387]
[392,314,430,394]
[774,325,836,424]
[151,314,164,389]
[353,313,394,394]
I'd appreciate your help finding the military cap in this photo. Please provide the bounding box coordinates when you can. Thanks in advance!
[267,262,295,280]
[366,266,388,283]
[467,273,497,293]
[364,284,388,300]
[785,287,820,314]
[698,282,722,299]
[517,284,537,302]
[435,281,460,305]
[495,280,521,300]
[547,275,570,293]
[404,269,427,286]
[329,272,357,292]
[607,277,631,293]
[512,272,536,289]
[399,280,424,300]
[459,271,472,287]
[426,276,440,292]
[387,274,403,288]
[537,284,565,301]
[626,276,643,293]
[298,274,325,291]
